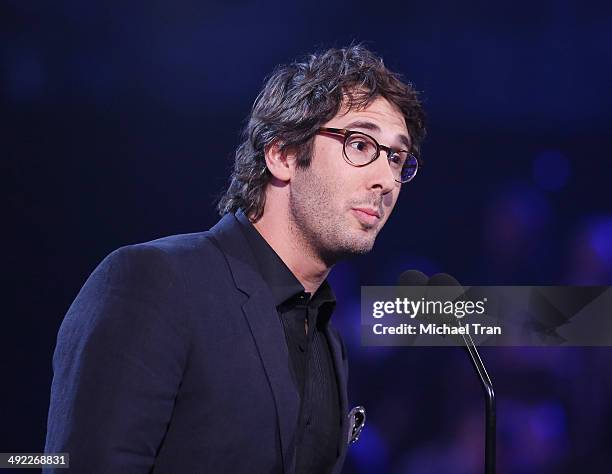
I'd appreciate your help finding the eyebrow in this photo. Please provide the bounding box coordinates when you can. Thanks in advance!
[343,120,412,150]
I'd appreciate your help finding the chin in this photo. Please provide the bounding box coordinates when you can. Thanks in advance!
[319,235,375,263]
[342,234,377,256]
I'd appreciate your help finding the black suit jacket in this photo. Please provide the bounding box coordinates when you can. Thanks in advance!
[44,212,349,473]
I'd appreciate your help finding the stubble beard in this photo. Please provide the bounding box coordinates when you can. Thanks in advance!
[288,166,380,266]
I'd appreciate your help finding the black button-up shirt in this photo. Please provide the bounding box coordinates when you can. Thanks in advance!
[238,216,341,474]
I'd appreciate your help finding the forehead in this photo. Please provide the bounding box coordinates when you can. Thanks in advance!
[327,95,411,148]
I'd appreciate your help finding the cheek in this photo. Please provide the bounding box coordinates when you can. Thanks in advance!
[311,147,352,189]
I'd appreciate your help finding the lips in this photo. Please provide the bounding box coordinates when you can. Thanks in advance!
[351,207,382,227]
[352,207,381,218]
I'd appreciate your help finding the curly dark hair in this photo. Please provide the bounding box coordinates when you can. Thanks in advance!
[217,44,426,220]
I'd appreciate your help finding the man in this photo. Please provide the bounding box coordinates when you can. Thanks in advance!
[44,45,425,473]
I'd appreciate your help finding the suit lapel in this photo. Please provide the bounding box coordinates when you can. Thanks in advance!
[242,292,300,473]
[210,213,300,474]
[325,325,350,472]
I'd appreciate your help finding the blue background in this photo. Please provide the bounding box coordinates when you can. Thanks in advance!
[3,1,612,472]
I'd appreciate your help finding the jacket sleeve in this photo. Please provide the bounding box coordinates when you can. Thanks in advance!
[44,244,191,473]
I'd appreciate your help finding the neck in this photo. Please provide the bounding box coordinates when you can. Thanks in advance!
[252,197,331,295]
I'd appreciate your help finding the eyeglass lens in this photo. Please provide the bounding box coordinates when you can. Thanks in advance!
[343,132,418,183]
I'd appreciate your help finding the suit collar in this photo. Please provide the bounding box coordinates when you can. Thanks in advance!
[208,211,261,296]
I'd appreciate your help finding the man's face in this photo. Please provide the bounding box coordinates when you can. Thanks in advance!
[289,96,410,262]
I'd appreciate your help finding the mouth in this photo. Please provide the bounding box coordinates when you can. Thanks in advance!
[351,207,381,226]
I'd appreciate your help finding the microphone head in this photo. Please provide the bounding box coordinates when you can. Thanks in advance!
[397,269,429,286]
[427,272,462,287]
[426,273,466,330]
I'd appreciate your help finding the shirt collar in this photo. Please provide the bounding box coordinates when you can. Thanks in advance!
[236,210,336,322]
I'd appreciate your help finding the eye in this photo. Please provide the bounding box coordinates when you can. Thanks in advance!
[388,151,406,167]
[348,137,370,153]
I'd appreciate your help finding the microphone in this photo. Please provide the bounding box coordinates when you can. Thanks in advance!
[399,271,496,474]
[397,269,429,286]
[427,272,461,287]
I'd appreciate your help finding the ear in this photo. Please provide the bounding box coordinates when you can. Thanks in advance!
[264,140,298,182]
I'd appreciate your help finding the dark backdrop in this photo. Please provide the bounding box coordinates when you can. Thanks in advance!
[3,1,612,473]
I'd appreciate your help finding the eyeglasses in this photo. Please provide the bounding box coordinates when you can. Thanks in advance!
[317,127,421,183]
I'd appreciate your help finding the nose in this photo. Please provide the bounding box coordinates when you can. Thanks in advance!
[367,152,397,195]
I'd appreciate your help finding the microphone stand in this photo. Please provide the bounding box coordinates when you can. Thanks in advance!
[401,271,496,473]
[461,331,496,474]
